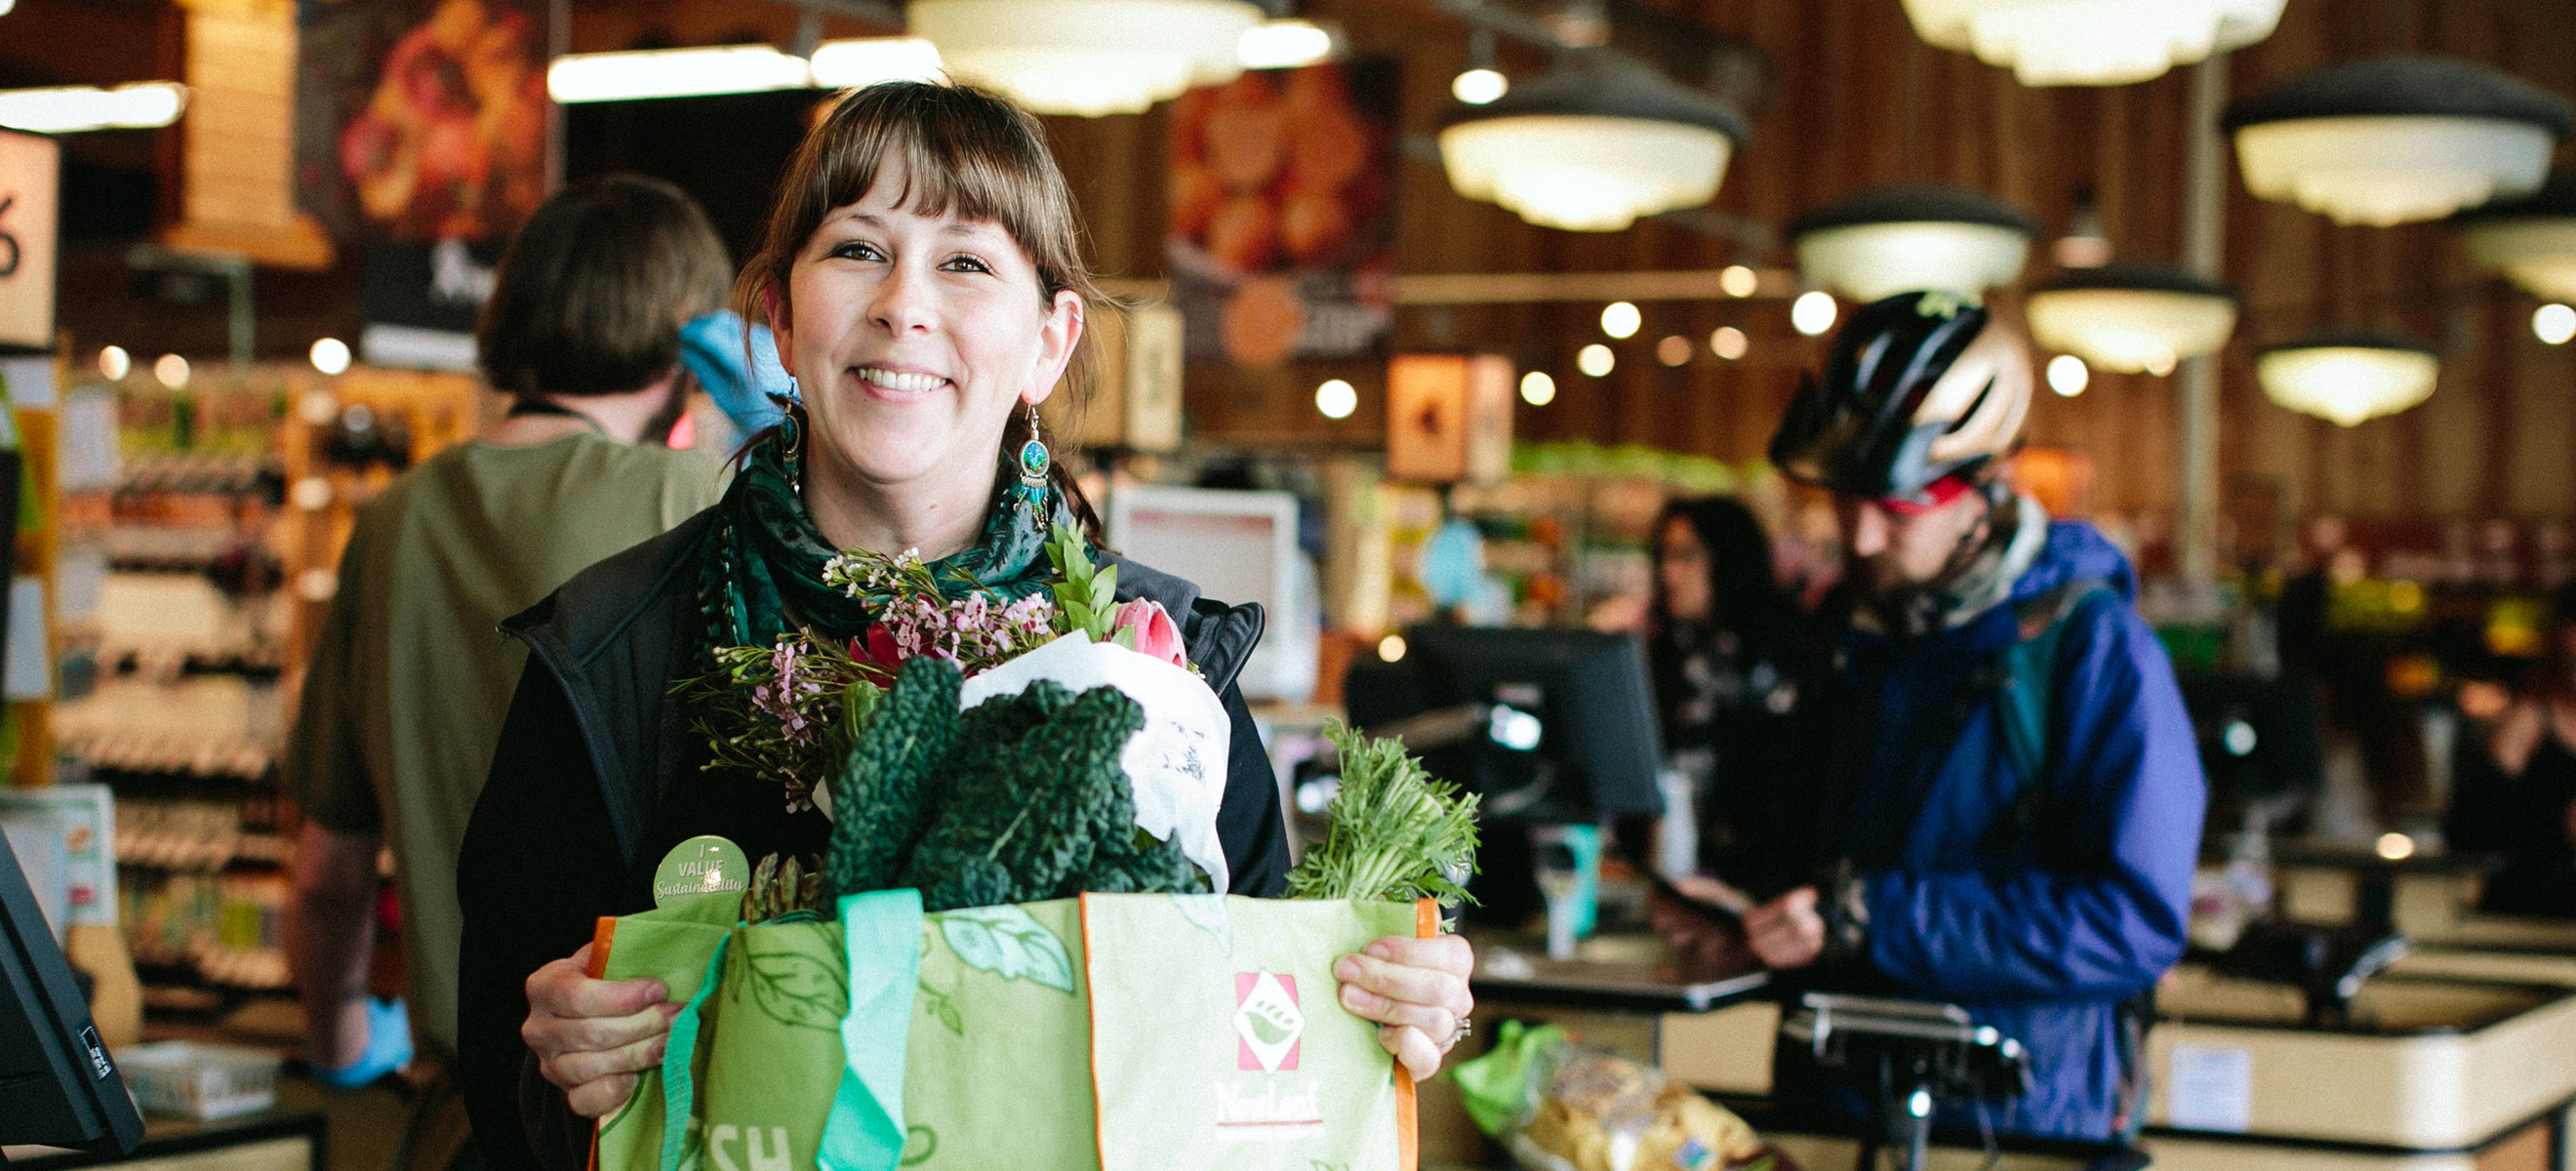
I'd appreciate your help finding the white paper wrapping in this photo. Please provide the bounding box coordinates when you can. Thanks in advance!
[956,631,1232,895]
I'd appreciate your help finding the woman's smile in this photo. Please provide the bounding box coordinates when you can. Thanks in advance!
[851,365,950,400]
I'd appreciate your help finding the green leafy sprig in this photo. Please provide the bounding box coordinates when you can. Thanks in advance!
[1043,523,1118,642]
[1286,720,1481,907]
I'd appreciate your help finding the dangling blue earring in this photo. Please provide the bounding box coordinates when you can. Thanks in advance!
[778,410,804,496]
[1014,402,1051,508]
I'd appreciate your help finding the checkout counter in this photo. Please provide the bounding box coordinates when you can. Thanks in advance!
[1441,896,2576,1171]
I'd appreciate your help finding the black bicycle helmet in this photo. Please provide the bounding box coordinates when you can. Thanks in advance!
[1768,290,2033,502]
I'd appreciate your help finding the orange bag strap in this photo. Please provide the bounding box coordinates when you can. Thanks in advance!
[585,916,618,1171]
[1395,898,1438,1171]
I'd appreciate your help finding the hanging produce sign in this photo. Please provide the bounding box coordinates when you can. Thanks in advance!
[1167,59,1399,368]
[0,129,57,352]
[296,0,550,244]
[297,0,548,369]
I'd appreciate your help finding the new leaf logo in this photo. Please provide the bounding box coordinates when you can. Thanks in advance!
[1233,972,1304,1071]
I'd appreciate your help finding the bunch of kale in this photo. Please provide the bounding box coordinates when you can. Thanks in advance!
[822,655,1201,911]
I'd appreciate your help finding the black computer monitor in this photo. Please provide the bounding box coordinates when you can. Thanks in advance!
[1348,625,1666,820]
[0,829,143,1154]
[1345,626,1666,926]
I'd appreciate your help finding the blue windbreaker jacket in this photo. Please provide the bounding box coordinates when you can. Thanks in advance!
[1798,519,2206,1140]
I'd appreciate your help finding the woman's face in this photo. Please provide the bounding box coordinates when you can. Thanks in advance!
[1659,516,1712,624]
[769,160,1081,501]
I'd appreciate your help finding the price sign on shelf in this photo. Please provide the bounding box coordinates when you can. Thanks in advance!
[0,129,60,352]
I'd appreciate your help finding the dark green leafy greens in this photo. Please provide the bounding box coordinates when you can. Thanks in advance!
[822,655,961,904]
[817,661,1207,912]
[1285,720,1481,907]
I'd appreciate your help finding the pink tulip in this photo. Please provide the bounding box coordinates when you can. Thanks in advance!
[1108,598,1187,668]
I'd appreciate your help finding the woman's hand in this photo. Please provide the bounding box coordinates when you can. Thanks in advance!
[1335,935,1474,1083]
[523,944,681,1117]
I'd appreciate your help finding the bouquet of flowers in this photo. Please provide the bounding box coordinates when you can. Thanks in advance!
[683,525,1237,909]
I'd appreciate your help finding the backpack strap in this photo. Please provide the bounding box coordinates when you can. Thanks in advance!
[1994,578,2116,787]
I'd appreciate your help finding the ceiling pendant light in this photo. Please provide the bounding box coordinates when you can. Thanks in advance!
[1438,66,1748,232]
[2224,56,2573,226]
[907,0,1262,117]
[2027,262,2237,375]
[1788,184,2038,303]
[2456,169,2576,303]
[2256,332,2439,426]
[1903,0,2283,87]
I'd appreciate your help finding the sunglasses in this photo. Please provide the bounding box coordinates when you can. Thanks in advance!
[1856,474,1976,517]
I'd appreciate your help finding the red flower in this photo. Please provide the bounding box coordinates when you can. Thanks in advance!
[850,625,906,680]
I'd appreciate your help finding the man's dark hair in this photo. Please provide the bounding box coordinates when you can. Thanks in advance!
[477,174,732,398]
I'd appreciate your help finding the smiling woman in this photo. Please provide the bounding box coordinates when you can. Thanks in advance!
[452,81,1474,1171]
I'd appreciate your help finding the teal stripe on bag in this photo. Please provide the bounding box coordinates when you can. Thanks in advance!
[819,889,924,1171]
[660,933,735,1171]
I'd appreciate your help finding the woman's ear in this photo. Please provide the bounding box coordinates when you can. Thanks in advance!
[761,279,796,381]
[1022,290,1084,408]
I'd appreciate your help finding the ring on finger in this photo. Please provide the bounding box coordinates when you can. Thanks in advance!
[1445,1014,1472,1051]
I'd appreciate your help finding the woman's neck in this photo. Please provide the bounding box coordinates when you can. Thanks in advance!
[802,450,994,560]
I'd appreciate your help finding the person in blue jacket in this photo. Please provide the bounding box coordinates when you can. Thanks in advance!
[1727,291,2205,1142]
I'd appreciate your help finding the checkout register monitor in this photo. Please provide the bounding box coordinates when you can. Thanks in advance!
[0,828,143,1154]
[1345,626,1665,926]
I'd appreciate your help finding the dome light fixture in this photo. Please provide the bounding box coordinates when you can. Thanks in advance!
[1439,65,1749,232]
[1789,184,2039,303]
[1902,0,2283,87]
[908,0,1261,117]
[1236,19,1336,70]
[2456,169,2576,303]
[2026,262,2238,375]
[2224,56,2573,226]
[2256,331,2439,426]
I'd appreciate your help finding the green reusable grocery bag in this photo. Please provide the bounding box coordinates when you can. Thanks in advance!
[895,899,1097,1170]
[1079,893,1420,1171]
[593,892,1427,1171]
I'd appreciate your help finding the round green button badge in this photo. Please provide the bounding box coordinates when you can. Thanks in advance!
[653,834,749,909]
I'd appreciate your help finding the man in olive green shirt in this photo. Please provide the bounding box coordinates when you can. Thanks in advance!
[283,176,740,1081]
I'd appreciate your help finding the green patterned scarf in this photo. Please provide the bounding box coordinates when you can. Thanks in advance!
[696,422,1072,657]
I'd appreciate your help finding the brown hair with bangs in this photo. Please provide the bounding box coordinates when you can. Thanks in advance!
[736,81,1107,534]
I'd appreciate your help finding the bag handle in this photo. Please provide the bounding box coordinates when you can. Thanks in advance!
[819,889,925,1171]
[656,933,735,1171]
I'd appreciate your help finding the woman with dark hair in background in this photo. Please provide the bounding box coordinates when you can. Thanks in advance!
[2451,581,2576,917]
[1643,497,1821,907]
